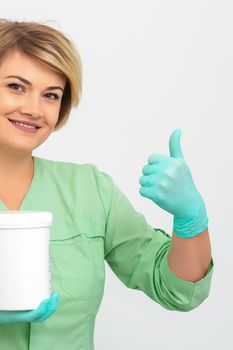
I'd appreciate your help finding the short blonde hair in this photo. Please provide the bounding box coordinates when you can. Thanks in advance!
[0,18,82,131]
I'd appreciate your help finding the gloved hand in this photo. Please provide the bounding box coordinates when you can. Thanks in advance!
[139,129,208,238]
[0,291,59,324]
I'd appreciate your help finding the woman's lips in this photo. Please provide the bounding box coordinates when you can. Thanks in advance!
[9,119,40,134]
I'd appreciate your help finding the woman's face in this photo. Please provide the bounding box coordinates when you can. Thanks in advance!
[0,49,66,156]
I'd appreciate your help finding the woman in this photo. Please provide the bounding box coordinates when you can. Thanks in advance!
[0,19,213,349]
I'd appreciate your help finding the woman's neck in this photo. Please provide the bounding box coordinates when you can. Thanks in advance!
[0,150,34,188]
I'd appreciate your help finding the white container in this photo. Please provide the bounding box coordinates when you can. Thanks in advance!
[0,211,52,310]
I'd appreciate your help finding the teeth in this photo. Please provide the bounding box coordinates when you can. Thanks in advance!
[15,121,36,129]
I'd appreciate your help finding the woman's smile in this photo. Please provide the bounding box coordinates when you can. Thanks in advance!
[8,118,41,134]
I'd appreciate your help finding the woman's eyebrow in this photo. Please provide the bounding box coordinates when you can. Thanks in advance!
[4,75,64,92]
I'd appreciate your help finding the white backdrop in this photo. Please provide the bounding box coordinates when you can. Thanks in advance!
[1,1,232,349]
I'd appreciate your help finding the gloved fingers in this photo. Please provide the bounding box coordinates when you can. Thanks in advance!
[34,293,60,323]
[139,174,158,187]
[0,292,60,324]
[0,307,45,323]
[0,310,26,323]
[139,185,159,202]
[26,291,59,323]
[169,129,185,160]
[148,154,168,165]
[16,301,48,323]
[139,185,167,207]
[142,163,160,175]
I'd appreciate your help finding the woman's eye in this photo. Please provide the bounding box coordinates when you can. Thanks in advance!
[8,83,24,92]
[45,93,60,100]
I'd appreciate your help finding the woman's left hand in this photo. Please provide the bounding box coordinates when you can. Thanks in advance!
[139,129,208,238]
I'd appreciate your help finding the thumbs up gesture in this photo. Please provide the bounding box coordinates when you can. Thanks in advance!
[139,129,208,238]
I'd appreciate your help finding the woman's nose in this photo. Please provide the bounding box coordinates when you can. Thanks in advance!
[19,96,44,118]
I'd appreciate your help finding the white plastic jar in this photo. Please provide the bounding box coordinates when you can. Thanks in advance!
[0,211,52,310]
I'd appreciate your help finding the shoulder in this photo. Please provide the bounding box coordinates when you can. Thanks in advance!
[35,155,93,173]
[34,156,114,217]
[34,155,114,189]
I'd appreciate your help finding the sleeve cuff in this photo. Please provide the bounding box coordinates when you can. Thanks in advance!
[160,250,214,311]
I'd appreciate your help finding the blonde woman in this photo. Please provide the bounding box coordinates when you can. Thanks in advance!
[0,19,213,350]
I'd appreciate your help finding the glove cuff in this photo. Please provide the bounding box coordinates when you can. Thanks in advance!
[173,201,208,238]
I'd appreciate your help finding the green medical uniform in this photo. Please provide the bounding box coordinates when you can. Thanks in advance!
[0,156,213,350]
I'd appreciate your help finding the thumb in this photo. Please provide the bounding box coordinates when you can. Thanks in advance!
[169,129,184,159]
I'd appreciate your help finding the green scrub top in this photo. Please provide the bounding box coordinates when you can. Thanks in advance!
[0,156,213,350]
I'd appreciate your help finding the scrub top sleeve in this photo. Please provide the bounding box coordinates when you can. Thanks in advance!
[92,166,213,311]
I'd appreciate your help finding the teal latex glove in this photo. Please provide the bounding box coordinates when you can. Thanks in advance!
[0,291,59,324]
[139,129,208,238]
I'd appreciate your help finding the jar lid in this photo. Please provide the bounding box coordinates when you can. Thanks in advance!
[0,211,53,228]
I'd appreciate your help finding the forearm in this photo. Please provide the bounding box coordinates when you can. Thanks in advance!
[167,228,212,283]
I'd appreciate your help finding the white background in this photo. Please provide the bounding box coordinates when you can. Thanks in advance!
[1,1,232,349]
